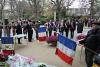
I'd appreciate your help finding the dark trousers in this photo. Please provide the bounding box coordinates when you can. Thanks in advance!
[59,28,64,35]
[49,30,52,36]
[70,30,74,39]
[0,32,2,38]
[28,30,33,42]
[85,22,88,27]
[85,49,94,67]
[36,31,38,40]
[60,31,64,35]
[65,29,69,37]
[18,38,21,44]
[28,31,33,42]
[46,31,48,36]
[28,34,32,42]
[24,32,27,39]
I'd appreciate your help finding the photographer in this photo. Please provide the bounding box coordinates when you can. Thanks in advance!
[79,22,100,67]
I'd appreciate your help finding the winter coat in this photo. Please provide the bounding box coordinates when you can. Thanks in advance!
[77,22,84,33]
[16,24,22,34]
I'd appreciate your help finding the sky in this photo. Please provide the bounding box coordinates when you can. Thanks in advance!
[69,0,80,8]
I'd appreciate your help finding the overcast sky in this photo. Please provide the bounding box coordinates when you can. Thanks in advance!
[69,0,80,8]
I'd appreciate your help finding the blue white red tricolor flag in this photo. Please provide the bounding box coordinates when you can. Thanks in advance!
[56,34,77,65]
[1,37,15,55]
[38,25,47,41]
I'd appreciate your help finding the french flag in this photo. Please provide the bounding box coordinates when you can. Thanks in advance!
[56,34,77,65]
[38,25,47,41]
[1,37,15,56]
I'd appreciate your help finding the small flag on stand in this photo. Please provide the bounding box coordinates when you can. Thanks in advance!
[1,37,15,56]
[38,25,47,41]
[56,34,77,65]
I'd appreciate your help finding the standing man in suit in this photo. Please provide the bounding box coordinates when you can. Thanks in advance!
[26,20,33,42]
[69,21,75,39]
[77,19,84,33]
[64,20,70,37]
[59,20,64,35]
[48,20,53,36]
[16,21,22,44]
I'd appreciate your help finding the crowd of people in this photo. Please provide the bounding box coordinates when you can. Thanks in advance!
[0,17,100,67]
[45,18,92,39]
[0,18,98,42]
[0,19,40,44]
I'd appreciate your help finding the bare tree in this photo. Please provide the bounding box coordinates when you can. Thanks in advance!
[9,0,18,19]
[0,0,6,21]
[51,0,75,20]
[79,0,90,16]
[92,0,100,16]
[16,1,25,19]
[65,0,75,8]
[28,0,44,20]
[89,0,95,18]
[80,0,99,18]
[51,0,64,20]
[9,0,30,19]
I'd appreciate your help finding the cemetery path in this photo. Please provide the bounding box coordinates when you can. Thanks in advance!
[16,27,90,67]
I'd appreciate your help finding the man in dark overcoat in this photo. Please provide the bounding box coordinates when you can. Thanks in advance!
[16,21,22,44]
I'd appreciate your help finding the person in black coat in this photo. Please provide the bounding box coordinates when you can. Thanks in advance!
[26,21,33,42]
[48,21,53,36]
[80,22,100,67]
[59,20,64,35]
[77,20,84,33]
[12,22,16,36]
[23,21,27,39]
[69,21,75,39]
[64,20,70,37]
[16,22,22,44]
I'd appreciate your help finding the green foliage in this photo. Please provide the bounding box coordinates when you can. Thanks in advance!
[31,16,35,20]
[47,15,54,20]
[93,16,100,19]
[0,62,9,67]
[39,16,47,21]
[60,7,67,19]
[39,16,47,24]
[24,13,32,19]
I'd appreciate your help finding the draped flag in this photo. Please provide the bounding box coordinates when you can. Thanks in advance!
[1,37,15,55]
[38,25,47,41]
[56,34,77,65]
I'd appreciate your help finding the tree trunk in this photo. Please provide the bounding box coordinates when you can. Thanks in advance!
[90,0,94,19]
[0,10,2,20]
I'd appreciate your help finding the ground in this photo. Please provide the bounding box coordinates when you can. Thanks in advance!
[15,27,90,67]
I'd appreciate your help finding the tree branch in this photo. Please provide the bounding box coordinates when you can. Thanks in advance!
[66,0,75,8]
[51,0,56,5]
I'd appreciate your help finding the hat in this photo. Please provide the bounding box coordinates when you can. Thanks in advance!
[92,22,100,25]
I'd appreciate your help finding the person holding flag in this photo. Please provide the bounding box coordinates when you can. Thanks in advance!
[79,21,100,67]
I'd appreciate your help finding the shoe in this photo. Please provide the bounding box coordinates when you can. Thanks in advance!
[18,43,22,44]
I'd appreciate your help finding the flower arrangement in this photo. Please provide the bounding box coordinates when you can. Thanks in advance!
[38,63,46,67]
